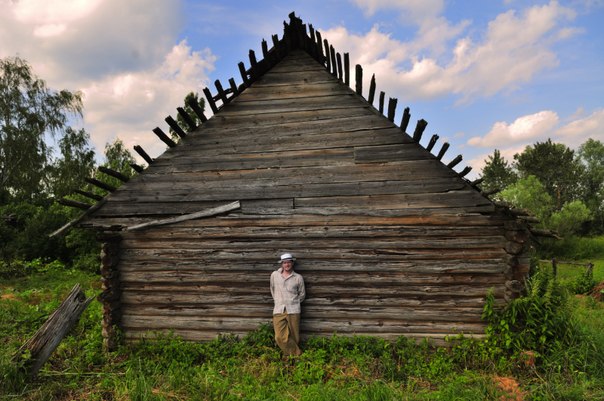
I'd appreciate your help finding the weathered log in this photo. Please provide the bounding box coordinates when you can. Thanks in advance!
[165,115,187,138]
[426,134,439,152]
[378,91,385,114]
[400,107,410,133]
[152,127,177,148]
[368,74,376,105]
[133,145,154,165]
[176,107,197,131]
[74,189,103,202]
[58,198,92,210]
[203,87,218,114]
[413,119,428,142]
[447,154,463,169]
[215,79,228,105]
[85,177,117,193]
[186,97,208,123]
[458,166,472,177]
[127,201,241,231]
[387,98,397,122]
[344,53,350,86]
[17,284,93,377]
[436,142,450,160]
[238,61,250,86]
[99,166,129,183]
[355,64,362,95]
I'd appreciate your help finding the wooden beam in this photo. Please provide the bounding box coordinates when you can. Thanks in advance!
[324,39,331,72]
[134,145,154,165]
[130,163,144,173]
[228,78,239,96]
[214,80,228,105]
[426,134,439,152]
[355,64,363,96]
[458,166,472,177]
[315,31,324,63]
[387,98,397,122]
[99,166,129,183]
[261,39,269,59]
[165,115,187,138]
[176,107,196,131]
[203,87,218,114]
[74,189,103,202]
[436,142,450,160]
[85,177,117,193]
[238,62,250,86]
[152,127,177,148]
[447,154,463,169]
[127,201,241,231]
[186,98,207,123]
[400,107,411,133]
[471,178,485,187]
[413,119,428,142]
[344,53,350,86]
[368,74,376,105]
[378,91,385,114]
[58,198,92,210]
[336,52,343,81]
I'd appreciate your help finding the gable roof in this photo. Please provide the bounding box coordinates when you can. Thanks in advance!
[56,12,518,234]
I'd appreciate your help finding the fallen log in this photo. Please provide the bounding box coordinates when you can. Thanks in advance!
[16,284,93,378]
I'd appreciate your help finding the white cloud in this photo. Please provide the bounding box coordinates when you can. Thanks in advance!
[324,1,578,101]
[556,108,604,144]
[0,0,217,163]
[468,111,560,148]
[351,0,444,20]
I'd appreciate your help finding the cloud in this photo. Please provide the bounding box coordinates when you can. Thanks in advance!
[350,0,444,19]
[468,111,560,148]
[0,0,217,163]
[324,1,578,101]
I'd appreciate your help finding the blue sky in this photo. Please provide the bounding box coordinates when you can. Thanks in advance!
[1,0,603,179]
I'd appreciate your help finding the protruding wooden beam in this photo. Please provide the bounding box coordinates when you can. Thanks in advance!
[368,74,376,105]
[378,91,385,114]
[271,34,281,58]
[324,39,331,72]
[436,142,450,160]
[176,107,196,131]
[336,52,343,81]
[203,87,218,114]
[471,177,484,187]
[85,177,116,193]
[248,49,258,68]
[355,65,363,96]
[339,53,349,88]
[134,145,154,165]
[261,39,269,59]
[459,166,472,177]
[387,98,397,122]
[447,154,463,169]
[481,188,500,197]
[186,98,207,123]
[130,163,144,173]
[426,134,439,152]
[58,198,92,210]
[400,107,411,133]
[316,31,324,62]
[99,166,129,183]
[165,115,187,138]
[228,78,239,96]
[330,46,337,77]
[413,119,428,142]
[214,80,228,105]
[74,189,103,202]
[152,127,177,148]
[238,62,250,86]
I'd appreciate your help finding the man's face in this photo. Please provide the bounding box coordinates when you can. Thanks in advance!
[281,259,294,273]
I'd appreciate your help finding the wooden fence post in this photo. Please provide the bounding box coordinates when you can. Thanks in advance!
[17,284,93,378]
[551,258,557,277]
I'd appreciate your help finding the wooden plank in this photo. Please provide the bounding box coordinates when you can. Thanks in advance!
[127,201,241,231]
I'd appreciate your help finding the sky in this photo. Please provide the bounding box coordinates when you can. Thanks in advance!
[1,0,603,179]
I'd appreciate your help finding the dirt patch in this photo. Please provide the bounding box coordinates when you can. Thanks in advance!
[589,281,604,302]
[493,376,526,401]
[0,293,17,301]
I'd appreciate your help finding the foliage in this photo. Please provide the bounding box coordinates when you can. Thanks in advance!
[480,149,517,194]
[0,56,83,202]
[577,138,604,233]
[499,175,553,222]
[548,200,592,237]
[513,138,584,209]
[170,91,206,142]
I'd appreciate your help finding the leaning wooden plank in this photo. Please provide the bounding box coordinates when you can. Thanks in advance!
[17,284,93,378]
[126,201,241,231]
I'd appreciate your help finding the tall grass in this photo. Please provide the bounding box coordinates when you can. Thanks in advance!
[2,258,604,400]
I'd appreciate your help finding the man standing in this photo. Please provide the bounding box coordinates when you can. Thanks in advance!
[270,253,306,356]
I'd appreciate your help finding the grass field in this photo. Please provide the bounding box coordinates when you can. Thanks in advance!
[1,240,604,401]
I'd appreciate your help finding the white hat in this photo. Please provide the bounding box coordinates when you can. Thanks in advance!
[279,253,295,262]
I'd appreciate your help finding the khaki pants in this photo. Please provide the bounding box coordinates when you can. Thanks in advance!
[272,313,301,356]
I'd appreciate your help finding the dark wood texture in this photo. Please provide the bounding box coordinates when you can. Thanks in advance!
[85,49,530,344]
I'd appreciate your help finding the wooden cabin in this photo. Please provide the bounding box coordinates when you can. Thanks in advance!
[64,13,534,348]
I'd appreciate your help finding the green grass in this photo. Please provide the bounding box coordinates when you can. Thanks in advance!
[2,254,604,401]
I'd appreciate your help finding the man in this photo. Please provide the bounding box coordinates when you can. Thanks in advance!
[270,253,306,356]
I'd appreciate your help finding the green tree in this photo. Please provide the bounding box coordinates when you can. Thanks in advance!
[92,138,136,193]
[49,127,96,199]
[0,56,83,202]
[499,175,554,223]
[480,149,517,194]
[548,200,592,237]
[170,92,205,142]
[577,138,604,233]
[513,139,583,209]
